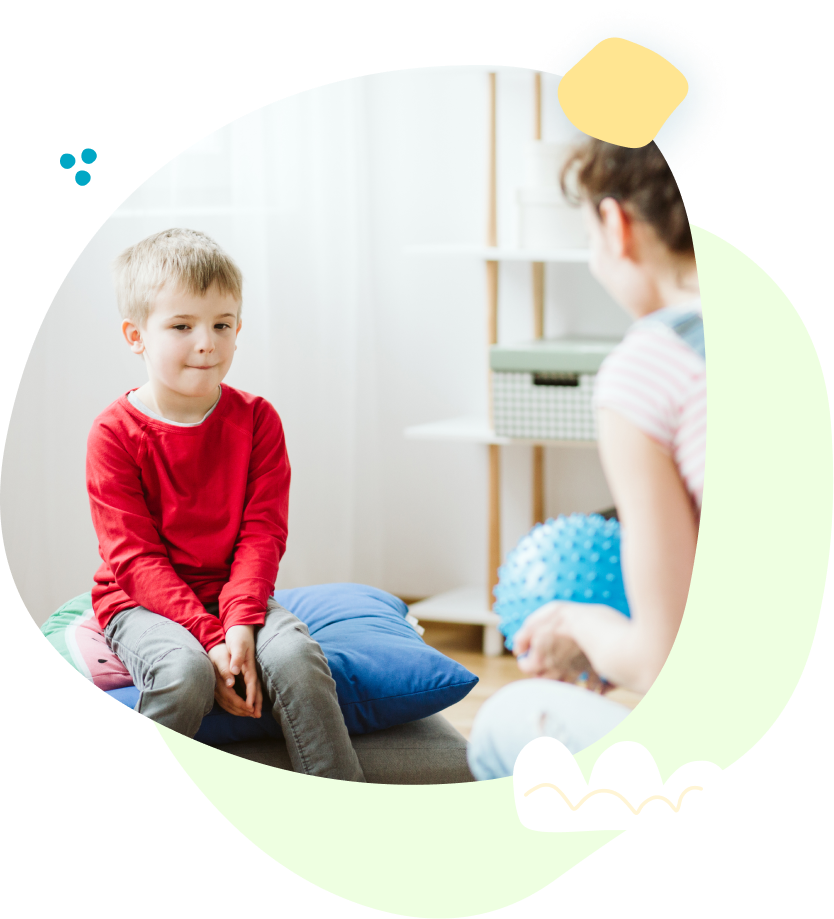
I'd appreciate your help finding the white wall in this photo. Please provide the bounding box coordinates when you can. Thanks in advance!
[1,66,628,625]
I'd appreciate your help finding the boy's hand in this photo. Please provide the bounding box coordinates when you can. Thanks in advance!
[207,639,261,718]
[225,624,263,719]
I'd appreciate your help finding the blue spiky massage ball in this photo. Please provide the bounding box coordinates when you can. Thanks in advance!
[494,513,631,650]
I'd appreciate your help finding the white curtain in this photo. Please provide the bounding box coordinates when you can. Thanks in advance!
[2,68,626,624]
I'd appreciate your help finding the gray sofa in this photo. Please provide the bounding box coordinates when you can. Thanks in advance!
[216,712,475,784]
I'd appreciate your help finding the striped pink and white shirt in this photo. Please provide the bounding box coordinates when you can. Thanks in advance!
[594,301,706,511]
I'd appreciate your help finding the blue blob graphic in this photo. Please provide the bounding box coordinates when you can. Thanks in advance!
[60,153,76,169]
[543,13,727,180]
[494,513,631,650]
[81,148,97,164]
[75,171,91,186]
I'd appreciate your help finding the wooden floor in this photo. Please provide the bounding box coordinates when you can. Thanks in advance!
[420,621,642,739]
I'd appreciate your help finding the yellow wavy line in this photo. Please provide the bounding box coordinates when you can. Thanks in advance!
[523,783,703,814]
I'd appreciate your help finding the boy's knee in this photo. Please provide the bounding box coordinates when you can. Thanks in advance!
[155,646,215,705]
[261,619,314,658]
[258,626,329,683]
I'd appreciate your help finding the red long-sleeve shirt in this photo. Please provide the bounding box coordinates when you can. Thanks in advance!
[86,385,290,650]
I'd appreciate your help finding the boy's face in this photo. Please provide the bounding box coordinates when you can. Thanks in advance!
[123,283,242,402]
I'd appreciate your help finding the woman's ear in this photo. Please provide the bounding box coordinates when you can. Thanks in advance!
[122,319,145,355]
[597,197,634,260]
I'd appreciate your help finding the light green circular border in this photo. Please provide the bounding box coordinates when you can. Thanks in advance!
[159,227,831,916]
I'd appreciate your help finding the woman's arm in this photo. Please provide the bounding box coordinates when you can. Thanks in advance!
[514,408,699,693]
[563,407,699,692]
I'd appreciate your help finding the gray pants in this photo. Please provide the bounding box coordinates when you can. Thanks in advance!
[104,598,365,782]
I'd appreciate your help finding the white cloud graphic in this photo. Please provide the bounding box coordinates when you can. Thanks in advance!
[514,737,722,832]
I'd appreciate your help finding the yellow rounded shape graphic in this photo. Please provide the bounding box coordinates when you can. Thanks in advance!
[558,38,688,147]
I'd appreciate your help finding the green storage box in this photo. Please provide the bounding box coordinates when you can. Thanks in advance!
[490,338,620,441]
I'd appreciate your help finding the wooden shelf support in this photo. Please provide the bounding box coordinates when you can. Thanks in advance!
[531,71,546,528]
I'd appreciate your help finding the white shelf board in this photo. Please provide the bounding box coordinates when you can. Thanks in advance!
[403,243,590,263]
[408,587,500,626]
[404,415,510,445]
[404,415,597,448]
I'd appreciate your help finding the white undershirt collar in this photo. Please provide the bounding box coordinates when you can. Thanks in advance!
[127,387,222,427]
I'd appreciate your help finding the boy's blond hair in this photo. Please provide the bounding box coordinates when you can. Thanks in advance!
[113,228,243,327]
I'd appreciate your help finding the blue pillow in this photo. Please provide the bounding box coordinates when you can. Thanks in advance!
[106,583,478,744]
[107,685,282,745]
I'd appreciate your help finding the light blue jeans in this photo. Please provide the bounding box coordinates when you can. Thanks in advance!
[467,678,632,780]
[105,597,365,782]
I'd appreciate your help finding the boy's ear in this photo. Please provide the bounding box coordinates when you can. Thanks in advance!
[122,319,145,354]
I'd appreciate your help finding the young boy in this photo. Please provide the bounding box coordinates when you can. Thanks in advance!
[86,227,365,782]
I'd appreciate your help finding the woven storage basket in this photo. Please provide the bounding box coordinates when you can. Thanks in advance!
[490,338,620,442]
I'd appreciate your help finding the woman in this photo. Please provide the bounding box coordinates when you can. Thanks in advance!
[468,139,705,779]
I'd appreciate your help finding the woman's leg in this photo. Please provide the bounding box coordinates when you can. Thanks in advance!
[104,607,216,737]
[467,679,631,780]
[255,599,365,782]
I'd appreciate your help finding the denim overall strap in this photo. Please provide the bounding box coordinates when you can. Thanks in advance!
[647,309,705,360]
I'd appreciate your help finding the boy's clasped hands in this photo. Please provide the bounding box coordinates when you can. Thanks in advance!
[208,625,263,718]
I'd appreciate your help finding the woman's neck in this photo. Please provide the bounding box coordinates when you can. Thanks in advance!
[629,256,699,319]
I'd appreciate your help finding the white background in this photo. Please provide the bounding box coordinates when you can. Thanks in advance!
[3,66,624,624]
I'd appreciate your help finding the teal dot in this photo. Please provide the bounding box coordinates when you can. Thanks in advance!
[60,153,75,169]
[75,171,91,186]
[81,148,97,164]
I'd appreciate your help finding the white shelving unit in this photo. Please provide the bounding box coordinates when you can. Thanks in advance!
[403,243,590,262]
[406,588,503,657]
[403,72,599,656]
[404,415,597,448]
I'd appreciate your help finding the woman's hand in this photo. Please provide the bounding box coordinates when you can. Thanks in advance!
[513,602,607,691]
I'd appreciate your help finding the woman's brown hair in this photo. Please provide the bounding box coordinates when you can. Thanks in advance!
[561,140,693,256]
